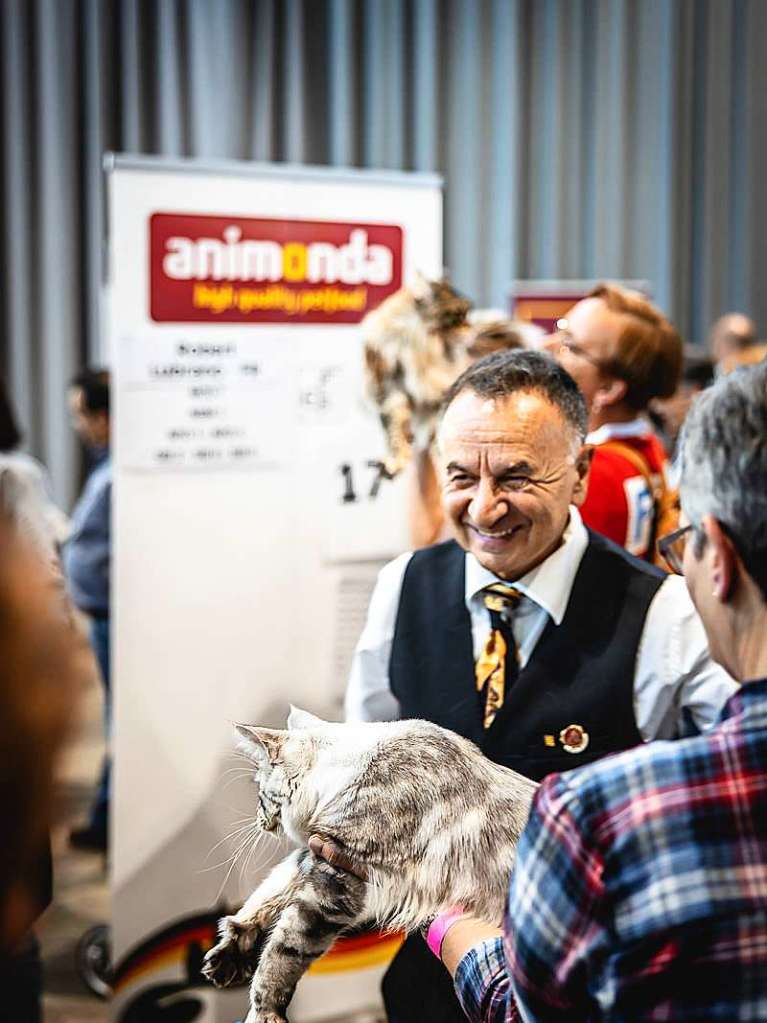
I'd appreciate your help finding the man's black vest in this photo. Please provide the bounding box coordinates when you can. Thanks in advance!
[389,530,666,782]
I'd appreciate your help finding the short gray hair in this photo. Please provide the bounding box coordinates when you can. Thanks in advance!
[680,361,767,594]
[441,349,588,444]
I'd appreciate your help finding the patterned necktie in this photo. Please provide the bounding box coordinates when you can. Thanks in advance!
[475,583,522,729]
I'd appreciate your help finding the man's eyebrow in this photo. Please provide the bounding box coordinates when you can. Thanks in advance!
[445,460,536,476]
[499,461,535,476]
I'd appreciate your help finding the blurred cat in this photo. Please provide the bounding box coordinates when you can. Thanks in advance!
[363,274,471,480]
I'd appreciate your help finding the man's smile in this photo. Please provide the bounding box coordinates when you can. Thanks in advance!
[465,522,524,548]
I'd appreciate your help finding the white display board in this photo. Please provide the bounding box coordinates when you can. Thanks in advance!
[108,156,442,1022]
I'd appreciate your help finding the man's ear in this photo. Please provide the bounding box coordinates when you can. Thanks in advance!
[593,377,627,411]
[701,515,738,602]
[287,705,329,731]
[571,444,594,507]
[234,724,286,764]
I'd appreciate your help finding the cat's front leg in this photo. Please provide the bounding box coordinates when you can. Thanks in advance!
[245,856,368,1023]
[380,392,414,478]
[203,849,306,988]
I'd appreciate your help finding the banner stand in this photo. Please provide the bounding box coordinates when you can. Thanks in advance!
[107,155,442,1022]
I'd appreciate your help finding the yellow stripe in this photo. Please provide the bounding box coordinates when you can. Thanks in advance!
[114,946,182,992]
[307,935,405,976]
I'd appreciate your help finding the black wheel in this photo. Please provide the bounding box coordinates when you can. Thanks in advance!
[75,923,112,998]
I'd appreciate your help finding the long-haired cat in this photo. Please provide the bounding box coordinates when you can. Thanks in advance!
[202,707,537,1023]
[363,274,472,481]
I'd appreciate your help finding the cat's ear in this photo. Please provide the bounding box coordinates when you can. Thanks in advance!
[411,270,430,299]
[234,724,286,764]
[287,705,328,731]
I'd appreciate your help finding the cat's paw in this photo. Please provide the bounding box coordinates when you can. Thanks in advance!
[381,456,405,479]
[202,917,261,988]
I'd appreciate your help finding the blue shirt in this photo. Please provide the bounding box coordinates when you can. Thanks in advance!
[454,678,767,1022]
[63,450,111,616]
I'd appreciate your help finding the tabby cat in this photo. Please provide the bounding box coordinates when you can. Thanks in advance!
[202,707,537,1023]
[362,274,472,481]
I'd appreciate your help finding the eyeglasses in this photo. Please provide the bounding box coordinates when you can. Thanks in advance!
[657,523,694,575]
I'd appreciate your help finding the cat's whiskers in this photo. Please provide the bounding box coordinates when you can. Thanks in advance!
[218,768,258,793]
[214,823,261,902]
[219,765,256,779]
[204,817,260,862]
[239,823,279,886]
[210,811,283,903]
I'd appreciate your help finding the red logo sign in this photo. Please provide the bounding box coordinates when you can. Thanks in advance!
[511,293,587,335]
[149,213,403,324]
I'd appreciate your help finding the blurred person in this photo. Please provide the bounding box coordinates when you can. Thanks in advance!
[62,368,112,853]
[427,360,767,1022]
[708,311,767,376]
[346,349,735,1023]
[719,341,767,376]
[0,517,86,1016]
[0,378,69,557]
[555,283,682,562]
[409,318,525,548]
[649,347,714,461]
[708,311,756,364]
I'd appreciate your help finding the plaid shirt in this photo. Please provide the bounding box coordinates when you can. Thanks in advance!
[454,678,767,1022]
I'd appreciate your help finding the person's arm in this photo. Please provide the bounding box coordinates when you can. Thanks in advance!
[634,574,738,739]
[407,449,446,549]
[432,771,610,1023]
[505,774,607,1022]
[310,836,515,1023]
[439,919,517,1023]
[343,552,411,722]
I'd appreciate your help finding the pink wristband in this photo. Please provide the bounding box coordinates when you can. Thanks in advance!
[426,907,467,959]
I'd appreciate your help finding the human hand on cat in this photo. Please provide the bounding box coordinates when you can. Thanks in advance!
[308,835,369,880]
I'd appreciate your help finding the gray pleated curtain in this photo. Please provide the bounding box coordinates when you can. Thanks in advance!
[1,0,764,506]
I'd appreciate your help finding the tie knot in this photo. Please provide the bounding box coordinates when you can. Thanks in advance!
[482,583,522,614]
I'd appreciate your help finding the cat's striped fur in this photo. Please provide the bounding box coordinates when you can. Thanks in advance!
[362,274,472,479]
[202,708,537,1023]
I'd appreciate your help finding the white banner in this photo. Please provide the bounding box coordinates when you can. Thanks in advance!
[108,156,442,1022]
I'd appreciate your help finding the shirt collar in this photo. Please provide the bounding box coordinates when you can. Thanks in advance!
[718,676,767,726]
[464,506,589,625]
[586,417,650,445]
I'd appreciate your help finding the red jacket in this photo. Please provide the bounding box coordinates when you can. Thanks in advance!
[580,429,670,561]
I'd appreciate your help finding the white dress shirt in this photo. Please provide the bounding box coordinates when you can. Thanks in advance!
[345,507,737,740]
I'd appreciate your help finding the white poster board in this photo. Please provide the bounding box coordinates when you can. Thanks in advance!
[108,156,442,1022]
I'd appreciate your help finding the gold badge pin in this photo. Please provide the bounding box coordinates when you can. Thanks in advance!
[543,734,556,747]
[559,724,589,754]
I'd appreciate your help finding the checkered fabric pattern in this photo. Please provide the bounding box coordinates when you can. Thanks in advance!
[453,678,767,1022]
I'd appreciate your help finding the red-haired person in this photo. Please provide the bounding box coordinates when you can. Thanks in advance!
[555,284,682,561]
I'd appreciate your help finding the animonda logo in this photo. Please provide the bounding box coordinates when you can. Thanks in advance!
[150,213,404,325]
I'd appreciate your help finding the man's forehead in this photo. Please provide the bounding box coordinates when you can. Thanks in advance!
[567,296,626,344]
[440,388,565,438]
